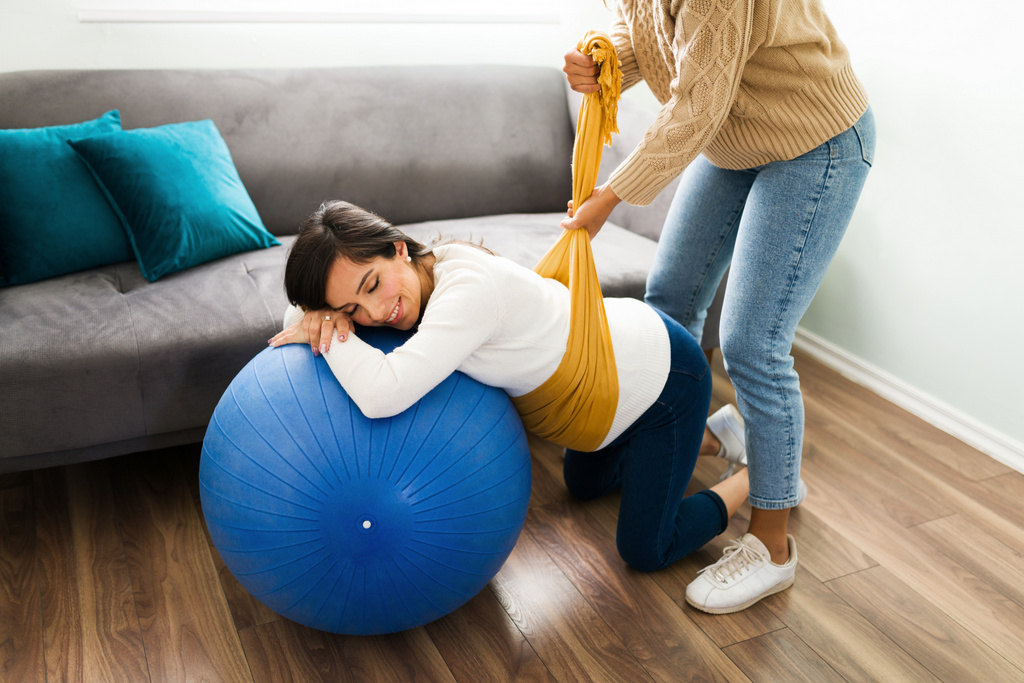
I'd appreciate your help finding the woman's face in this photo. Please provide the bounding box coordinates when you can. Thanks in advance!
[324,241,424,330]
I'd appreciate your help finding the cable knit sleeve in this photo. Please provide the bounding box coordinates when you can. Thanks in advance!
[609,0,753,206]
[611,3,644,92]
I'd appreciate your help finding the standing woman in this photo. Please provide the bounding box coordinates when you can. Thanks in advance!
[563,0,874,613]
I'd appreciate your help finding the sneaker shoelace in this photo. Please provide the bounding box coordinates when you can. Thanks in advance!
[698,538,766,584]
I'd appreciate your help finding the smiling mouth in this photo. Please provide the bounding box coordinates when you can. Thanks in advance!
[385,300,400,325]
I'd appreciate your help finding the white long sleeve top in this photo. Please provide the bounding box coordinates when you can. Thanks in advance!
[283,243,671,450]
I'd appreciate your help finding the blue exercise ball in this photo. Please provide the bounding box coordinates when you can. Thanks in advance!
[199,327,531,635]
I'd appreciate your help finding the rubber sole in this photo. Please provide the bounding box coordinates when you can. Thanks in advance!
[685,574,796,615]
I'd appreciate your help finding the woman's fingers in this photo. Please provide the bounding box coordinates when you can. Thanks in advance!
[268,307,356,356]
[312,311,333,356]
[268,321,305,348]
[317,317,335,355]
[336,316,352,342]
[302,310,329,356]
[563,49,600,94]
[559,183,621,241]
[564,49,597,74]
[268,309,354,354]
[307,319,319,355]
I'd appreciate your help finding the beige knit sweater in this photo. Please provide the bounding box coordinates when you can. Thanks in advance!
[608,0,869,206]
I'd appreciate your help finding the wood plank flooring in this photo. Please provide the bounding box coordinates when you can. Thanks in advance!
[2,349,1022,682]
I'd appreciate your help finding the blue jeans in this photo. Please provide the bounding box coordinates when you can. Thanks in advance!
[646,107,876,510]
[563,309,726,572]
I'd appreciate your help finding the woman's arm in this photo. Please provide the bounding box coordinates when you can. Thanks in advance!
[559,183,622,240]
[320,264,501,419]
[610,2,643,92]
[608,0,754,207]
[274,304,351,356]
[559,7,638,239]
[564,5,642,96]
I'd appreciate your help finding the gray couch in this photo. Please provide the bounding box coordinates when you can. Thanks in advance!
[0,65,702,473]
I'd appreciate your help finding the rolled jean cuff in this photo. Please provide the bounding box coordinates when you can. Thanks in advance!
[697,489,729,534]
[748,494,800,511]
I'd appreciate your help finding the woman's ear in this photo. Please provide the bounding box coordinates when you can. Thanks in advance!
[394,241,408,260]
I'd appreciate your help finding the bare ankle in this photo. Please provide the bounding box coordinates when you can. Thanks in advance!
[747,507,791,564]
[765,540,790,564]
[699,426,721,456]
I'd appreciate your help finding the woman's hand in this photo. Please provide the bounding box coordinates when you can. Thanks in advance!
[561,183,622,240]
[563,49,600,94]
[268,308,353,356]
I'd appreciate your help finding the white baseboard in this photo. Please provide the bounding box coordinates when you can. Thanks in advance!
[793,327,1024,475]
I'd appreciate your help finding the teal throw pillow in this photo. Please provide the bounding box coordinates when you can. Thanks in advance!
[0,110,133,286]
[68,119,280,282]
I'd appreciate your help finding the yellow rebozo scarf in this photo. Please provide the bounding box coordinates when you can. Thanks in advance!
[511,31,622,452]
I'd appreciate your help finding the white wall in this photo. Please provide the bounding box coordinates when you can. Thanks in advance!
[800,1,1024,465]
[0,0,615,74]
[3,0,1021,464]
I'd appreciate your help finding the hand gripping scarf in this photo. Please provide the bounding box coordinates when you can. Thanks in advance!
[511,31,622,452]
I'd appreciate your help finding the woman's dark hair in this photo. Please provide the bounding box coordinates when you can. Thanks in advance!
[284,200,429,311]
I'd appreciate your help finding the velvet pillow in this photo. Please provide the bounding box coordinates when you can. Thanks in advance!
[0,110,133,286]
[68,119,280,282]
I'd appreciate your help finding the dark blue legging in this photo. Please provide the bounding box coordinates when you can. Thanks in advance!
[563,308,727,572]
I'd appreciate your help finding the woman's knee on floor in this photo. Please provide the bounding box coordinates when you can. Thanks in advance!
[616,534,667,573]
[562,445,625,501]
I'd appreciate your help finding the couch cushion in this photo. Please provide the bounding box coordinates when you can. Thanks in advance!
[68,119,279,282]
[0,243,292,461]
[0,264,146,458]
[0,110,134,286]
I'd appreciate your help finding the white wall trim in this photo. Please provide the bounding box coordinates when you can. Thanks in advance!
[77,10,561,24]
[794,327,1024,475]
[76,0,560,24]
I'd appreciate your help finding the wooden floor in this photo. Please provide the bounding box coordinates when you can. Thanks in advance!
[3,349,1023,682]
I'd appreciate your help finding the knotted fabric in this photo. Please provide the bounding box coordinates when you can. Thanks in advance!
[511,31,622,452]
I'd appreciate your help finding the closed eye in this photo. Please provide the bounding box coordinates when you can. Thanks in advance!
[331,273,378,315]
[332,304,358,315]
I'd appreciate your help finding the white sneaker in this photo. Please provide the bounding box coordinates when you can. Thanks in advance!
[685,533,797,614]
[707,405,747,479]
